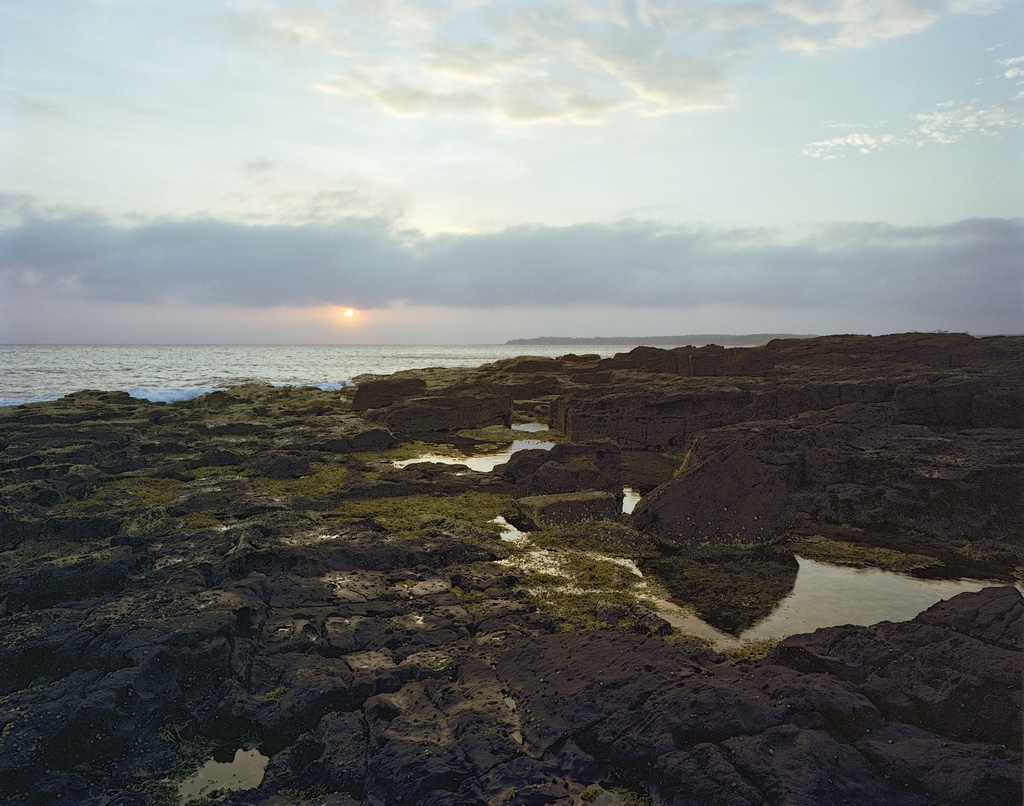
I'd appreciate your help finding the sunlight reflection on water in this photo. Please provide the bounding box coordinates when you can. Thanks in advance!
[654,557,1004,649]
[738,556,997,642]
[392,439,555,472]
[177,748,269,802]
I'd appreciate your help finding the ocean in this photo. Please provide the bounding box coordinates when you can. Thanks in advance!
[0,343,637,407]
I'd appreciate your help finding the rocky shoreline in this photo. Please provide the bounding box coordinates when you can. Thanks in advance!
[0,332,1021,805]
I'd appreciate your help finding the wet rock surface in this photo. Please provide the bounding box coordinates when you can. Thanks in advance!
[0,334,1021,805]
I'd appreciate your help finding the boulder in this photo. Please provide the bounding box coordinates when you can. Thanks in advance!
[893,375,1024,430]
[496,356,565,374]
[500,441,621,497]
[631,441,795,546]
[549,380,754,450]
[365,389,511,434]
[351,377,428,412]
[632,408,1024,576]
[516,490,621,528]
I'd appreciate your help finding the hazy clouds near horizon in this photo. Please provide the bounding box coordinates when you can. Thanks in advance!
[2,205,1020,337]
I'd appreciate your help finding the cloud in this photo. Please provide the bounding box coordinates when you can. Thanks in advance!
[914,102,1020,144]
[233,1,765,124]
[310,2,735,123]
[776,0,938,50]
[1000,55,1024,95]
[946,0,1003,14]
[2,202,1020,334]
[801,88,1023,157]
[209,1,1010,126]
[800,47,1024,156]
[774,0,1007,53]
[801,131,901,158]
[0,208,410,309]
[776,0,1002,53]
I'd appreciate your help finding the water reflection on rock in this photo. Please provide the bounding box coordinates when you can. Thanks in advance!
[177,748,269,802]
[641,544,799,634]
[392,439,555,472]
[739,556,997,642]
[652,557,1005,650]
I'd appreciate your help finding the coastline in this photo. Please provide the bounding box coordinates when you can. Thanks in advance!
[0,332,1020,804]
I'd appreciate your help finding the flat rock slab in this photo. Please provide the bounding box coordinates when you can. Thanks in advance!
[516,490,621,528]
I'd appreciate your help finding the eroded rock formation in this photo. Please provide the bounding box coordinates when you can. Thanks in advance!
[0,333,1021,805]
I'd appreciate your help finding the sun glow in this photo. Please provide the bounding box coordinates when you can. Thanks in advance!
[326,305,360,325]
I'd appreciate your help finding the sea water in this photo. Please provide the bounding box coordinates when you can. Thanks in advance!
[0,343,634,406]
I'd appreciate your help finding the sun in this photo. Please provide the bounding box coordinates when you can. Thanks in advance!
[327,305,360,326]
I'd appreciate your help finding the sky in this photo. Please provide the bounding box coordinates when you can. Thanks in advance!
[0,0,1022,344]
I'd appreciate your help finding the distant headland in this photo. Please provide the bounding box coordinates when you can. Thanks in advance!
[506,333,816,347]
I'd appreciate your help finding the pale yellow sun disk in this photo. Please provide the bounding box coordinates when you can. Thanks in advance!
[325,305,360,325]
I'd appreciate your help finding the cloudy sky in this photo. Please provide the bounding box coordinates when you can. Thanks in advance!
[1,0,1021,343]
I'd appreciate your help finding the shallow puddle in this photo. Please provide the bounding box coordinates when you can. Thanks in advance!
[622,487,641,514]
[493,515,529,545]
[654,556,1004,649]
[492,517,1008,651]
[512,422,549,432]
[736,556,996,643]
[177,747,269,802]
[408,446,1005,648]
[393,439,555,472]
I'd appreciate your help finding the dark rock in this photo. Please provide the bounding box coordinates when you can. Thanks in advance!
[913,583,1023,649]
[632,440,794,546]
[495,587,1022,806]
[500,441,621,497]
[893,375,1024,430]
[516,491,621,528]
[632,407,1024,577]
[855,722,1020,806]
[187,448,244,468]
[619,449,681,494]
[366,389,511,434]
[497,356,566,374]
[1,336,1021,806]
[771,586,1023,750]
[348,426,397,451]
[247,453,311,479]
[352,377,428,412]
[550,380,755,450]
[42,513,124,542]
[553,520,663,558]
[185,389,239,411]
[0,505,40,549]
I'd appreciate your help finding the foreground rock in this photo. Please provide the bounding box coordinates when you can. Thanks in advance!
[496,586,1022,806]
[0,336,1021,805]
